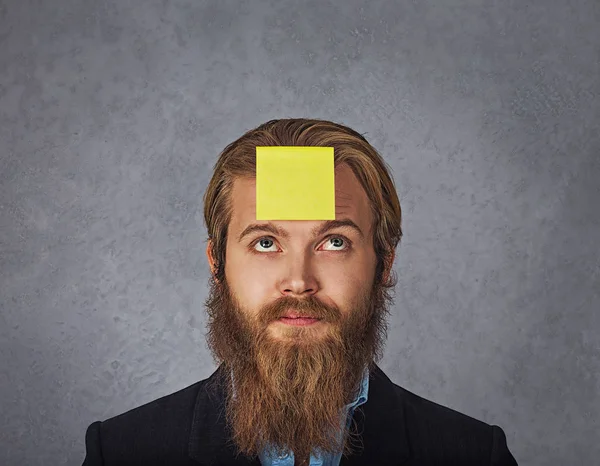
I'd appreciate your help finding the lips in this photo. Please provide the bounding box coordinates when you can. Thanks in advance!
[278,316,322,326]
[281,311,320,319]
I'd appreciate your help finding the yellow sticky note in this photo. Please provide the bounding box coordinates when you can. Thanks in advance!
[256,146,335,220]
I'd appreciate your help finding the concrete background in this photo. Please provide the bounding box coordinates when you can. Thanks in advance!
[1,0,598,465]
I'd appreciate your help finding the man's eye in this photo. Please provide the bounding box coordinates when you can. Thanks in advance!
[251,236,350,253]
[323,237,347,250]
[254,237,277,252]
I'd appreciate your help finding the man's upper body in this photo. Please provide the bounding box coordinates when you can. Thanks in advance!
[82,119,519,466]
[82,362,518,466]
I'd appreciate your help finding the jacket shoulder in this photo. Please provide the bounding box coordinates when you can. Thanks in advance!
[391,383,517,465]
[83,374,214,466]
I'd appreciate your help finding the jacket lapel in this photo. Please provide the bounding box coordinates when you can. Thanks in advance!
[188,364,260,466]
[188,364,411,466]
[340,364,411,465]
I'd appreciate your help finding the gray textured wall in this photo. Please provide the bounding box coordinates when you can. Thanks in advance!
[0,0,598,465]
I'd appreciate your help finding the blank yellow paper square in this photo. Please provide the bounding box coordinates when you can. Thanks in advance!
[256,146,335,220]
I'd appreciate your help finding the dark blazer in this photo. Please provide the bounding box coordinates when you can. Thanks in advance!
[82,363,518,466]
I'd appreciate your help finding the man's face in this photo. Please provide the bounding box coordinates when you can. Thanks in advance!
[224,163,377,341]
[204,163,394,464]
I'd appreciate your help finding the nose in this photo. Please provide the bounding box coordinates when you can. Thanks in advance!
[282,284,316,298]
[278,249,320,297]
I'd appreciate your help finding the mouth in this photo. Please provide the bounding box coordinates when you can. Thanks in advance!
[277,310,323,325]
[278,316,322,326]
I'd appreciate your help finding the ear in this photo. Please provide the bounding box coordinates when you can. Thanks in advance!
[206,240,219,282]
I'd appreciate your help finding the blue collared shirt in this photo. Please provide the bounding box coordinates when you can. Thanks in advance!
[230,366,370,466]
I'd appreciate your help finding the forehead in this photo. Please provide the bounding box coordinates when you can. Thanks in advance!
[229,163,373,238]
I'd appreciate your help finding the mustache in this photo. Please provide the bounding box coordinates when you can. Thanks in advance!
[261,296,339,322]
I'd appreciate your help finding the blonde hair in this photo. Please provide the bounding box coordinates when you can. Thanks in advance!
[203,118,402,290]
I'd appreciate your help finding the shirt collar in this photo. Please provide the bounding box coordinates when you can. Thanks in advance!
[348,365,370,409]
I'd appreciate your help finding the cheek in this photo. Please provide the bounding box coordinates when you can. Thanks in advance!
[227,261,272,313]
[324,268,369,310]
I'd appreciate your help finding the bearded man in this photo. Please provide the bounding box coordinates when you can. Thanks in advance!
[82,118,518,466]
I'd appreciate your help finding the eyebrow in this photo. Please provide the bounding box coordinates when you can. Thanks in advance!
[237,219,365,243]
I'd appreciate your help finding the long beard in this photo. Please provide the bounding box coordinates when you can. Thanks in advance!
[203,274,392,463]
